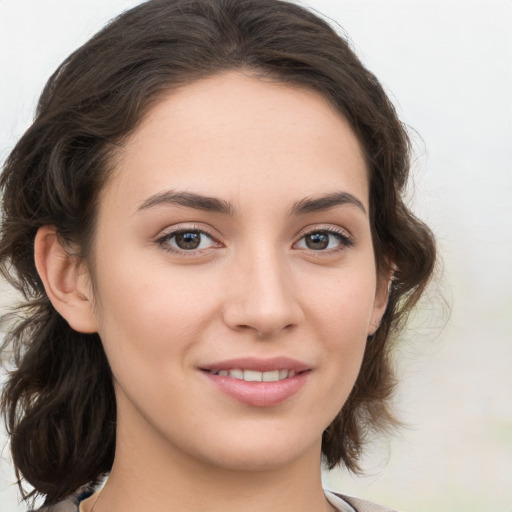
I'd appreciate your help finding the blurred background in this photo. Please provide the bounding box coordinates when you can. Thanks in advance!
[1,1,511,511]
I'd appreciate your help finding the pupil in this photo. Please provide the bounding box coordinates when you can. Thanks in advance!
[176,232,201,250]
[306,232,329,250]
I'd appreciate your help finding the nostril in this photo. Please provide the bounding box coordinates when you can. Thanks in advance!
[221,279,303,336]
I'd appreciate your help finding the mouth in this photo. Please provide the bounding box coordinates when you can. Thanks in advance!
[202,368,300,382]
[199,357,311,407]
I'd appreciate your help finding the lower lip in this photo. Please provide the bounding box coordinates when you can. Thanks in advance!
[202,371,309,407]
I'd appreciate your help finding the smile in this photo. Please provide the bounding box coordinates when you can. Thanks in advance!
[205,369,297,382]
[200,358,311,407]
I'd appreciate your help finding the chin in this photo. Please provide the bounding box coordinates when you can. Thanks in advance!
[194,431,321,472]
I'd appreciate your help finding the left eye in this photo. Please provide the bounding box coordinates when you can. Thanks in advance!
[295,230,350,251]
[160,230,217,252]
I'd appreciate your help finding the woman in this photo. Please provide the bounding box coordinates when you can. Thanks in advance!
[0,1,436,511]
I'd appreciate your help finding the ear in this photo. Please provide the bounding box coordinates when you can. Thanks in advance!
[34,226,98,333]
[368,269,393,336]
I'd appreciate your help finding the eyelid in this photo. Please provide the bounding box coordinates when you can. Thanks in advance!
[155,223,223,255]
[293,224,355,251]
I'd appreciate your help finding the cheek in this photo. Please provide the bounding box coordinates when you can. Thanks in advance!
[304,266,377,380]
[92,258,220,370]
[307,267,378,335]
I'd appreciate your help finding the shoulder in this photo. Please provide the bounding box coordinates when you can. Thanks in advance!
[327,490,400,512]
[29,485,96,512]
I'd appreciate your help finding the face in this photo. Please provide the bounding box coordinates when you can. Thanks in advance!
[85,72,388,472]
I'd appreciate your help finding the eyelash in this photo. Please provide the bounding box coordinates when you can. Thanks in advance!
[155,225,354,255]
[156,225,220,255]
[294,227,354,253]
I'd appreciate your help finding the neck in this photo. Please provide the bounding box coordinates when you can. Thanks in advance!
[86,422,333,512]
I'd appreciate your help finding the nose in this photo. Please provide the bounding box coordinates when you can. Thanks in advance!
[222,248,303,338]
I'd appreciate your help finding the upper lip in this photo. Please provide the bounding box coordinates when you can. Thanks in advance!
[200,357,311,373]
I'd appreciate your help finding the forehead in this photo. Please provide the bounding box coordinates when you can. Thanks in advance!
[105,71,369,212]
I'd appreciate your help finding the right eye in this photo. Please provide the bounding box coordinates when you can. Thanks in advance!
[157,229,220,254]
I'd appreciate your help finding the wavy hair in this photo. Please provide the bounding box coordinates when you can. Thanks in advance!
[0,0,436,504]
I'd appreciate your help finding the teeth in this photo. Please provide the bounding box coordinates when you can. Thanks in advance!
[213,368,296,382]
[262,370,280,382]
[229,369,244,380]
[244,369,263,382]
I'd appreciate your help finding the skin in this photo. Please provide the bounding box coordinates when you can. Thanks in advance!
[36,71,389,512]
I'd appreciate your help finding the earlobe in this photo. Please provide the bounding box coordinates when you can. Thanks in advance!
[34,226,98,333]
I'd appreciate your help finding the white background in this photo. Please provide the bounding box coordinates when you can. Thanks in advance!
[1,1,511,511]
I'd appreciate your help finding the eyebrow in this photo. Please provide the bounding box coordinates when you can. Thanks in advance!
[137,190,235,215]
[137,189,366,216]
[290,191,367,216]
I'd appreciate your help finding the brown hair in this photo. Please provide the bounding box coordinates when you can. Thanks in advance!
[0,0,436,505]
